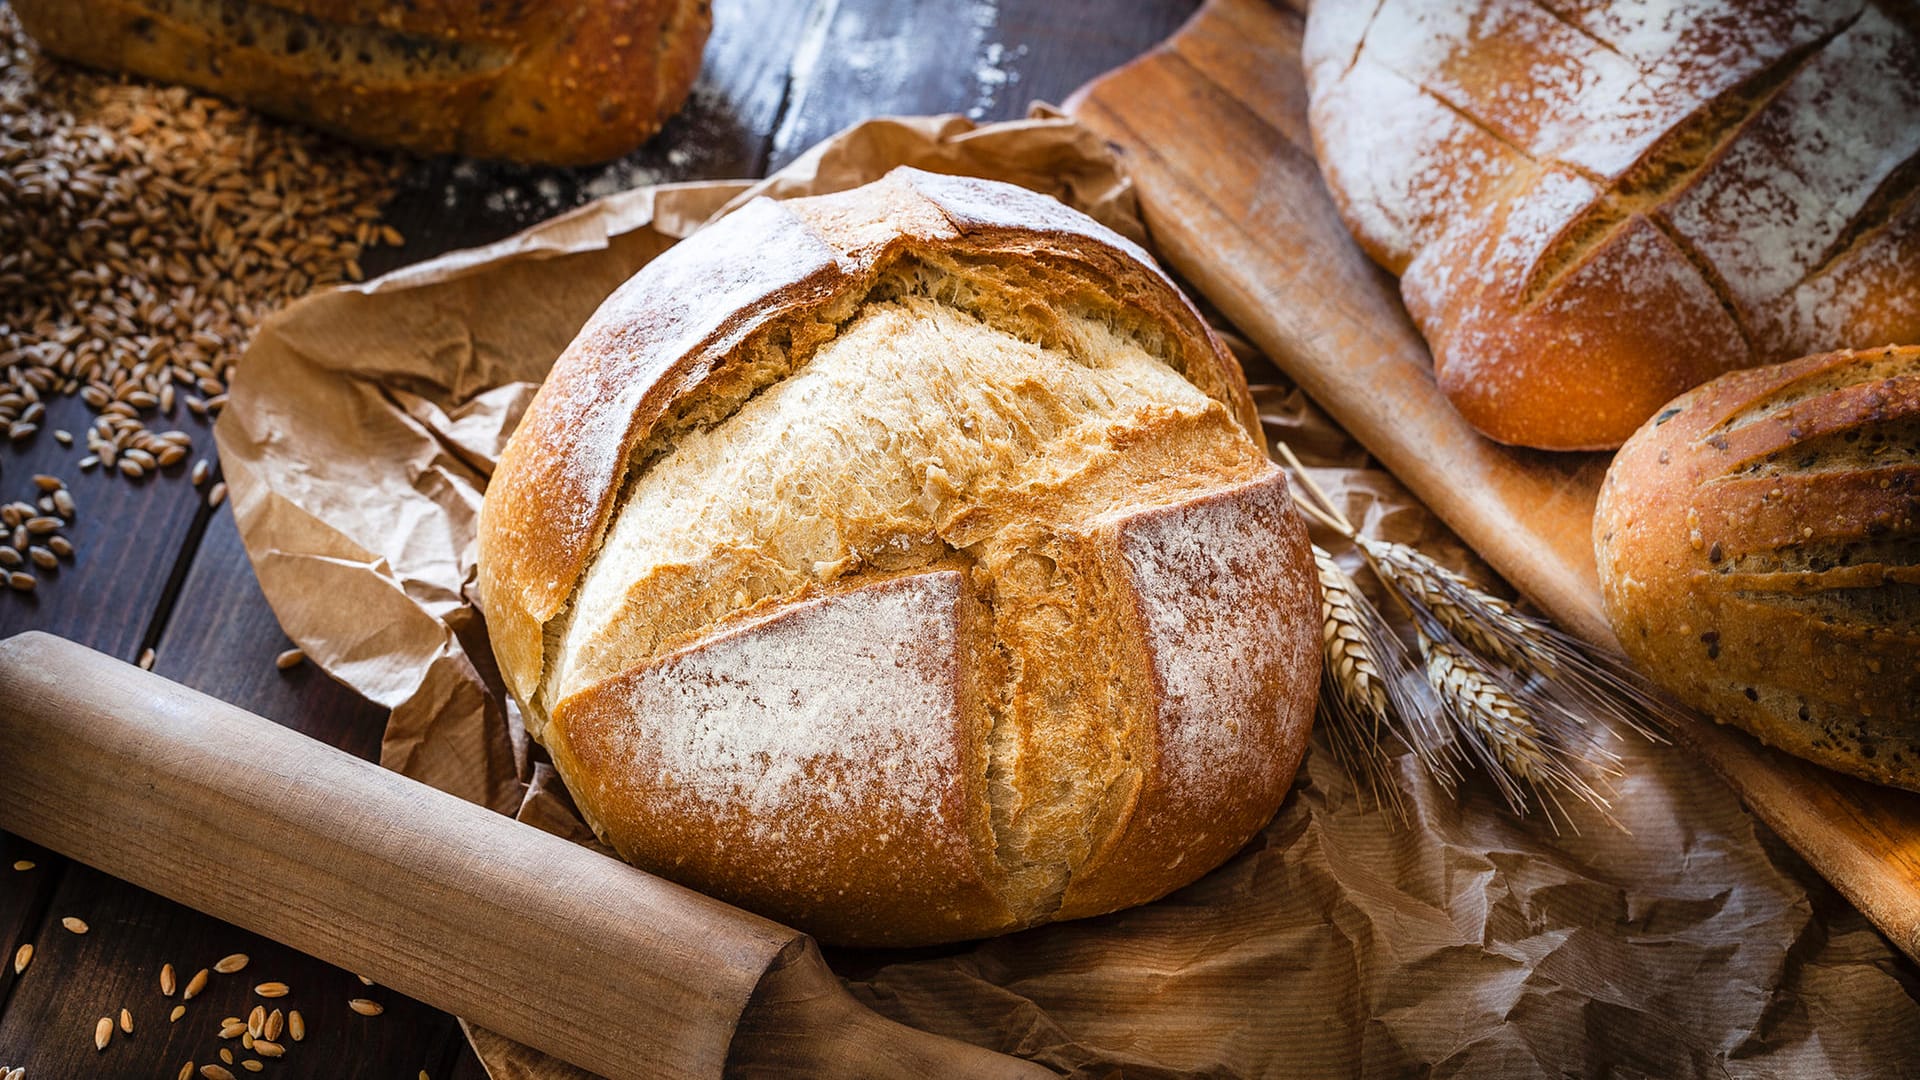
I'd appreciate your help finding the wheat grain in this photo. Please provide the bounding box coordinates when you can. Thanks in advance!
[247,1004,265,1037]
[161,962,177,996]
[213,952,249,974]
[12,944,29,974]
[348,998,383,1016]
[119,1008,132,1034]
[264,1008,282,1041]
[184,968,209,1000]
[93,1016,112,1050]
[10,860,30,871]
[287,1010,304,1042]
[61,916,87,934]
[171,1005,186,1023]
[253,981,289,998]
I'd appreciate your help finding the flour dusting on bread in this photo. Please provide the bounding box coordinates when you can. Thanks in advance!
[1305,0,1920,449]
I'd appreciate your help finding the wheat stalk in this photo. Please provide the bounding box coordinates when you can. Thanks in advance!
[1317,548,1390,723]
[1276,440,1670,829]
[1314,548,1407,818]
[1358,537,1542,673]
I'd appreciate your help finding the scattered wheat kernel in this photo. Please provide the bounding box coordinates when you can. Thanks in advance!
[171,1005,186,1023]
[242,1063,263,1074]
[252,1040,284,1058]
[191,460,211,486]
[179,1063,193,1080]
[287,1010,304,1042]
[247,1005,264,1037]
[357,974,374,986]
[220,1049,233,1065]
[253,981,289,998]
[219,1021,246,1039]
[348,998,383,1016]
[61,916,88,934]
[10,860,31,871]
[264,1008,282,1041]
[94,1016,112,1050]
[222,1017,242,1027]
[138,648,155,670]
[13,944,30,973]
[120,1007,132,1034]
[161,962,177,996]
[202,1064,235,1080]
[208,482,227,508]
[273,648,304,671]
[214,953,249,974]
[242,1032,253,1050]
[184,968,209,1000]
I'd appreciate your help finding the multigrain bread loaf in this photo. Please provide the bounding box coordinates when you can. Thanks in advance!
[10,0,709,164]
[476,168,1322,946]
[1303,0,1920,451]
[1595,346,1920,790]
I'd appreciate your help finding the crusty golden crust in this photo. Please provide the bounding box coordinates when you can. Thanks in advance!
[1595,346,1920,790]
[1304,0,1920,450]
[479,168,1261,711]
[10,0,710,164]
[478,169,1311,945]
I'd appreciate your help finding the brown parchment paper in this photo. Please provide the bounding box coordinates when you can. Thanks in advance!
[216,113,1920,1078]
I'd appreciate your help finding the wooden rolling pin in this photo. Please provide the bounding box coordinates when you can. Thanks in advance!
[0,632,1049,1080]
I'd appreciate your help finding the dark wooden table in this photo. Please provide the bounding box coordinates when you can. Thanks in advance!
[0,2,1200,1075]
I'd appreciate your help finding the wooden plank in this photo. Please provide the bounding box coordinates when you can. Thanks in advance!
[768,0,1201,170]
[0,392,210,658]
[0,862,472,1079]
[1067,0,1920,964]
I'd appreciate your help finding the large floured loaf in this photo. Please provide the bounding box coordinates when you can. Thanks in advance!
[1596,345,1920,790]
[477,168,1322,946]
[1303,0,1920,450]
[11,0,709,164]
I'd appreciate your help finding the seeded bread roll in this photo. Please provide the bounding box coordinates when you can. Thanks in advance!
[1303,0,1920,450]
[11,0,709,164]
[1595,346,1920,790]
[476,168,1322,946]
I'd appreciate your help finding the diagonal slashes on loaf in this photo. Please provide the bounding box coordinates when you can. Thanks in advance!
[1303,0,1920,449]
[546,279,1274,925]
[476,168,1319,945]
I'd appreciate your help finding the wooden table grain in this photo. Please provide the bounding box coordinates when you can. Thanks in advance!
[0,2,1201,1075]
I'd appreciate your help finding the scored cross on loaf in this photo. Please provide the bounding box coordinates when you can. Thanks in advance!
[1304,0,1920,451]
[478,168,1322,946]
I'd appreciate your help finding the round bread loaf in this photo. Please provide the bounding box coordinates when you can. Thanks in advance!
[477,168,1322,946]
[11,0,709,164]
[1595,345,1920,790]
[1304,1,1920,450]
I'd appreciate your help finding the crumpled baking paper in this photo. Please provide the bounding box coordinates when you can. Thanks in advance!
[216,113,1920,1079]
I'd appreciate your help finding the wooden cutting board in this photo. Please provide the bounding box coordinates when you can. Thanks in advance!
[1067,0,1920,963]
